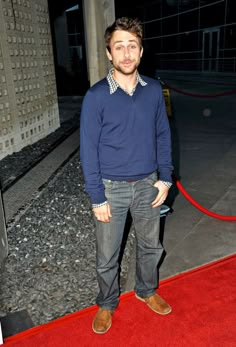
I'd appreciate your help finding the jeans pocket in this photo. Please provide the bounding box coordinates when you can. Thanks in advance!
[102,178,114,191]
[144,172,158,187]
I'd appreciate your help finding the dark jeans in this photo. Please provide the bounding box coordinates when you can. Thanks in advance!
[94,172,164,310]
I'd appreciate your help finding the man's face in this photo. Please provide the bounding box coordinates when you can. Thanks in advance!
[106,30,143,75]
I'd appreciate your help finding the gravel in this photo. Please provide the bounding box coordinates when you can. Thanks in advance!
[0,154,99,325]
[0,113,80,192]
[0,99,134,326]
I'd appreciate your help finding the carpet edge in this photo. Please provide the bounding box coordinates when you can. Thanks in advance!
[4,253,236,345]
[159,253,236,286]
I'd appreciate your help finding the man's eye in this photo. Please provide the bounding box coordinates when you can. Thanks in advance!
[116,46,122,50]
[131,45,137,49]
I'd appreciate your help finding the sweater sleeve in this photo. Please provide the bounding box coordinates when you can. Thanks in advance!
[80,89,106,204]
[155,85,173,183]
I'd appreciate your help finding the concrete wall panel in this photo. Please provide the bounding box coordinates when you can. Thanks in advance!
[0,0,60,160]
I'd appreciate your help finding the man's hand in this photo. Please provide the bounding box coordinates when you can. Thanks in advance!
[151,181,170,208]
[93,203,112,223]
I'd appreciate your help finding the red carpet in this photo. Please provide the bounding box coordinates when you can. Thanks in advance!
[4,254,236,347]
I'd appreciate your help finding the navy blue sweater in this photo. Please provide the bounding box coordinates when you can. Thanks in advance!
[80,75,173,204]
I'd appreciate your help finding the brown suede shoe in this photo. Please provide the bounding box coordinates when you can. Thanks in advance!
[135,293,172,315]
[92,308,113,334]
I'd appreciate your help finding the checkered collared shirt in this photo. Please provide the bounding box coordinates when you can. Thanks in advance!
[106,68,147,96]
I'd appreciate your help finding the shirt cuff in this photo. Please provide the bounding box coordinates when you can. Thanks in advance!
[160,180,172,188]
[92,201,108,208]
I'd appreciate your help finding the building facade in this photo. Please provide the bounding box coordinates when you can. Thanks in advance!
[116,0,236,74]
[0,0,115,160]
[2,0,234,160]
[0,0,60,160]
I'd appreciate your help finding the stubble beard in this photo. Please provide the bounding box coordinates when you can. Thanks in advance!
[113,60,140,76]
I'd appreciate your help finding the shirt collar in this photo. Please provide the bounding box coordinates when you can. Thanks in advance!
[106,68,147,95]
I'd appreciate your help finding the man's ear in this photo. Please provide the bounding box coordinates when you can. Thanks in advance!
[106,48,112,61]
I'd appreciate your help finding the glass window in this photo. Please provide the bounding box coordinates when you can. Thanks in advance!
[144,21,162,39]
[162,35,178,53]
[200,2,225,29]
[179,31,199,51]
[151,37,163,54]
[226,0,236,23]
[162,16,178,35]
[145,3,162,22]
[179,10,199,32]
[162,1,178,17]
[224,26,236,50]
[179,0,199,11]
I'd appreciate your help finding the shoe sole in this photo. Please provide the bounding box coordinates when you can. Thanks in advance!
[135,294,172,315]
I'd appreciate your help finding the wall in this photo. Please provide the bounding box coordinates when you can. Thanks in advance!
[0,0,60,160]
[115,0,236,74]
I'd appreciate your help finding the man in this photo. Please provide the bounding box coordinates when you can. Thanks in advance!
[80,17,173,334]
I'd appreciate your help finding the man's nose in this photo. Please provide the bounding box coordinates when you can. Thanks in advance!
[124,47,130,57]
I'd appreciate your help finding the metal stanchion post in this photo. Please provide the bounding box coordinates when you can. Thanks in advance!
[0,189,8,268]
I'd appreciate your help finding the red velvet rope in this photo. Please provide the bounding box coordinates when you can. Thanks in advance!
[159,78,236,220]
[159,80,236,98]
[176,180,236,221]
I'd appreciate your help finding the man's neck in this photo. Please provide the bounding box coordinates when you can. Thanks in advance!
[112,69,137,94]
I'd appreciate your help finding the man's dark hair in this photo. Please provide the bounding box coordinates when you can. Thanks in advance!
[104,17,143,52]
